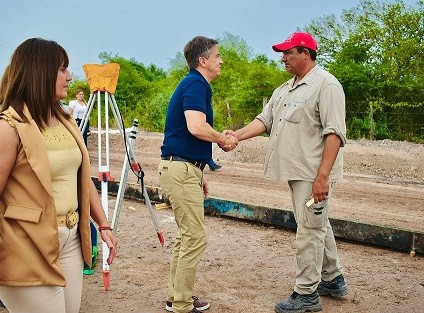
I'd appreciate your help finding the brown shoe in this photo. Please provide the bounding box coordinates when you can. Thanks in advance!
[165,296,210,312]
[191,296,210,311]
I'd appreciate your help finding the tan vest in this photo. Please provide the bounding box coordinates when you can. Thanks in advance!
[0,106,92,286]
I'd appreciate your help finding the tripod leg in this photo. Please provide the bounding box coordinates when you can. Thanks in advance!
[142,184,165,246]
[97,91,112,290]
[108,94,164,246]
[80,92,95,134]
[85,89,165,291]
[111,119,139,233]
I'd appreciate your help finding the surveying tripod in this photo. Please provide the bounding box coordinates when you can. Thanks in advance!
[80,63,164,291]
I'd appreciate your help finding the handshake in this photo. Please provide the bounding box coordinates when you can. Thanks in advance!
[218,129,238,152]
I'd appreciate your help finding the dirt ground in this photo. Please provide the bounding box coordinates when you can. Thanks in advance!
[84,132,424,313]
[2,132,423,313]
[93,131,424,233]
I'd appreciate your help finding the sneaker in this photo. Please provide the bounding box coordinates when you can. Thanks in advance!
[209,164,222,171]
[165,296,210,312]
[317,274,348,298]
[274,291,322,313]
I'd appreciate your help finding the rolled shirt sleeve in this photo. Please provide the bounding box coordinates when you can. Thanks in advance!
[319,82,347,146]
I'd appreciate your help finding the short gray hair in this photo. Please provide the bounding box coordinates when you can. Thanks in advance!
[183,36,218,69]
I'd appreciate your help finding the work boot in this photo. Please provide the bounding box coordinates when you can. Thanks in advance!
[274,291,322,313]
[317,274,348,298]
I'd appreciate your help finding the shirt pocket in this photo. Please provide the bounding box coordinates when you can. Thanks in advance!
[284,97,307,123]
[4,204,43,223]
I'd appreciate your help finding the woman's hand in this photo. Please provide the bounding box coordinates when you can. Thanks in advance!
[98,228,118,264]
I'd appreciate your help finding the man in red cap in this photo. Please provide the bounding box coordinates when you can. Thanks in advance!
[226,32,348,312]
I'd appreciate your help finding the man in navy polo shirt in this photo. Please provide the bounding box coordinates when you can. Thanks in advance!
[158,36,238,313]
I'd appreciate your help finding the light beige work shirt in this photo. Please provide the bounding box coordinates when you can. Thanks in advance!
[256,65,346,183]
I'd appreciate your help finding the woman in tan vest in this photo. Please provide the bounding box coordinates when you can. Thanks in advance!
[0,38,118,313]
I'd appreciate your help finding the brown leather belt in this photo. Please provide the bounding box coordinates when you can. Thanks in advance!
[57,211,79,228]
[161,156,206,171]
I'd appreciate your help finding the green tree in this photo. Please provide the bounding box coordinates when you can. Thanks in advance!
[96,52,168,127]
[306,0,424,141]
[211,33,287,130]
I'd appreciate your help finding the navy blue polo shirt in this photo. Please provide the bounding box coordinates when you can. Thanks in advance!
[161,69,213,163]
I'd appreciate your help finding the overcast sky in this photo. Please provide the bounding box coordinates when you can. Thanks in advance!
[0,0,419,78]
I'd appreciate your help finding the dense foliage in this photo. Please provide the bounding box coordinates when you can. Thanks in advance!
[66,0,424,142]
[306,0,424,141]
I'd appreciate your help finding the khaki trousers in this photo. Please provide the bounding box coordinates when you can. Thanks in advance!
[288,180,344,294]
[0,225,84,313]
[158,159,208,313]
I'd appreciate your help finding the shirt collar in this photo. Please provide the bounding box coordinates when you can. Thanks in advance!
[189,68,211,90]
[287,65,319,90]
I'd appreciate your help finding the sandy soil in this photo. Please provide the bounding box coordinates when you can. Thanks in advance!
[2,132,423,313]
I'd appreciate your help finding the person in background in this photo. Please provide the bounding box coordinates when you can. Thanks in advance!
[68,90,97,275]
[69,89,89,146]
[0,38,118,313]
[207,157,222,171]
[226,32,348,313]
[158,35,238,313]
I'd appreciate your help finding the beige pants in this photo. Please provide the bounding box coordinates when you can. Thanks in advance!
[289,180,344,294]
[0,225,84,313]
[158,159,208,313]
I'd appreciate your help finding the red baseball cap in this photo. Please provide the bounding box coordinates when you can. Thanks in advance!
[272,32,317,52]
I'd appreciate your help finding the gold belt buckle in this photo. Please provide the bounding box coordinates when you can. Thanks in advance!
[66,211,79,228]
